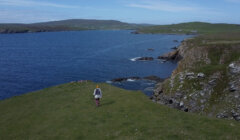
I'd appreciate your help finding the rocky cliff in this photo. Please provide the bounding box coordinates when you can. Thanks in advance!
[153,35,240,121]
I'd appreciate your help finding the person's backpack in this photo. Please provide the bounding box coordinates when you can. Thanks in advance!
[95,89,101,95]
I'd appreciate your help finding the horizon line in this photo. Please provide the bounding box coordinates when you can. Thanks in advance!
[0,18,239,25]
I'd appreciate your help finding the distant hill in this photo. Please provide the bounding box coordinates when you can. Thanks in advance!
[137,22,240,34]
[0,19,144,34]
[1,20,240,34]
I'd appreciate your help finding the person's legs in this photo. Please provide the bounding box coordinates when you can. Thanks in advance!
[95,98,100,106]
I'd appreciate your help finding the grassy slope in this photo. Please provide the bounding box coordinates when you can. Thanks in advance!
[0,19,141,33]
[0,82,240,139]
[137,22,240,34]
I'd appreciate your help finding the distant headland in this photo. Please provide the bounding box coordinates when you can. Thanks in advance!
[1,19,240,34]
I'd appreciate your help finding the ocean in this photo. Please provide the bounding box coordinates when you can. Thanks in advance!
[0,30,190,100]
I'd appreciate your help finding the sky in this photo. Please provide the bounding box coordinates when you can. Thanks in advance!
[0,0,240,24]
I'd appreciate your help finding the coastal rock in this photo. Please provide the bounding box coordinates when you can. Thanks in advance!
[144,75,164,82]
[152,37,240,122]
[160,60,167,63]
[229,83,237,92]
[197,73,205,78]
[0,29,30,34]
[171,46,178,50]
[216,112,229,119]
[231,110,240,121]
[208,79,216,86]
[158,50,179,61]
[154,83,163,96]
[111,77,140,82]
[186,72,196,79]
[184,108,189,112]
[186,72,194,77]
[179,101,184,107]
[147,48,154,51]
[234,116,240,121]
[229,62,240,74]
[136,57,154,61]
[111,78,128,82]
[131,31,140,34]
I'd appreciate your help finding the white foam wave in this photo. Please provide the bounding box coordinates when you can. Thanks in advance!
[106,81,112,84]
[127,79,136,82]
[130,57,141,62]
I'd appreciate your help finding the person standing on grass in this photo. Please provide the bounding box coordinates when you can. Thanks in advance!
[93,85,102,107]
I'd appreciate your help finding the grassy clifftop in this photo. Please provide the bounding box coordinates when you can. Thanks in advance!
[137,22,240,34]
[0,81,240,139]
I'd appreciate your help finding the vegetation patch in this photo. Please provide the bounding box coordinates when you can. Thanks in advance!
[138,22,240,34]
[1,82,240,139]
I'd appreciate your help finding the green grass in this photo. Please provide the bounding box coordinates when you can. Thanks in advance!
[137,22,240,34]
[0,19,142,33]
[0,82,240,139]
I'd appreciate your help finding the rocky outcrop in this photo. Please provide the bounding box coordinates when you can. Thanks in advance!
[111,75,163,83]
[153,38,240,121]
[143,76,164,82]
[0,29,30,34]
[157,39,194,61]
[147,48,154,51]
[158,50,179,61]
[171,46,178,50]
[136,57,154,61]
[229,62,240,74]
[111,77,140,82]
[131,31,140,34]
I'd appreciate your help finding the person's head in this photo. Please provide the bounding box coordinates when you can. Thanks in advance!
[96,85,99,88]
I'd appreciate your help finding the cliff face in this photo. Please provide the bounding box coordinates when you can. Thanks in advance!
[153,36,240,121]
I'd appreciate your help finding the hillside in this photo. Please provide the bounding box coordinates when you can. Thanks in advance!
[0,81,240,139]
[153,32,240,121]
[137,22,240,34]
[2,21,240,34]
[0,19,141,34]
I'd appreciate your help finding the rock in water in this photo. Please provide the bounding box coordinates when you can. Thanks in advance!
[111,77,140,82]
[111,78,128,82]
[171,46,178,50]
[136,57,154,61]
[131,31,140,34]
[144,75,164,82]
[147,48,154,51]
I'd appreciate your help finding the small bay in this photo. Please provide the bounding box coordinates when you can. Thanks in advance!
[0,30,190,100]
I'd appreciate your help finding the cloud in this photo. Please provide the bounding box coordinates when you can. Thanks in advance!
[126,0,224,17]
[127,1,198,12]
[0,9,65,23]
[0,0,78,8]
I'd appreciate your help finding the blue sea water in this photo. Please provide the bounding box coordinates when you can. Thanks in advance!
[0,30,190,100]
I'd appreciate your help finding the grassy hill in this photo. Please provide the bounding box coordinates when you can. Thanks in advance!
[0,81,240,139]
[137,22,240,34]
[2,20,240,34]
[0,19,142,33]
